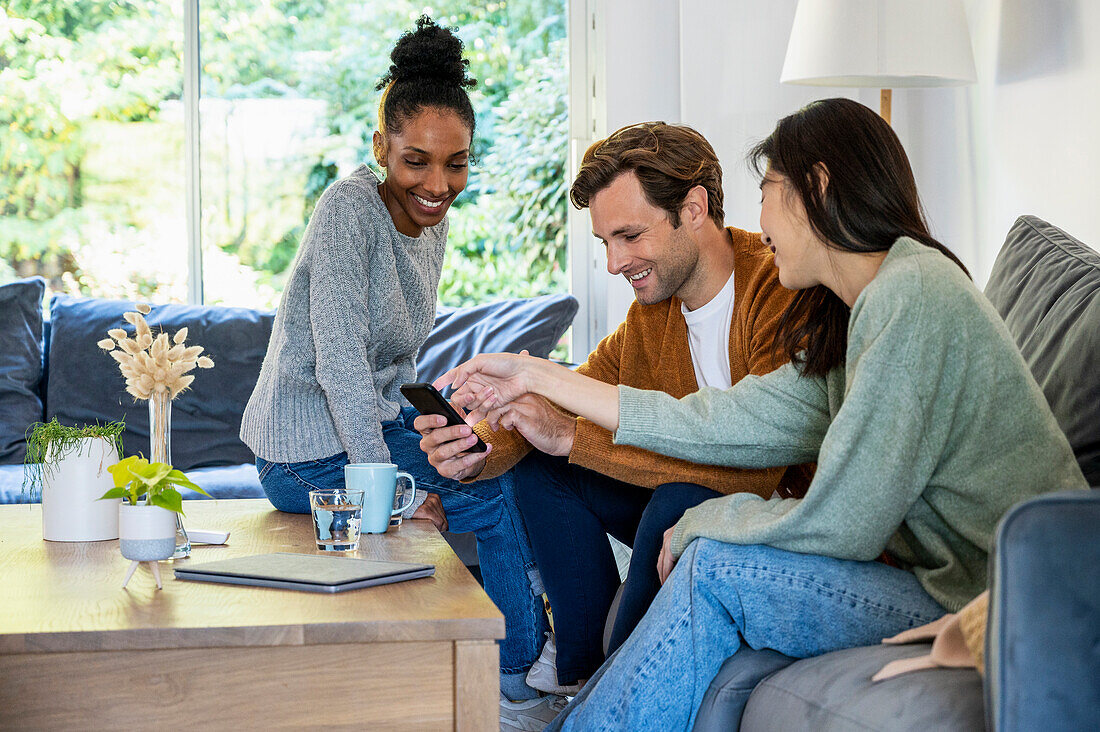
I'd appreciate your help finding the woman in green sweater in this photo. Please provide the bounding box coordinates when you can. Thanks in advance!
[437,98,1088,730]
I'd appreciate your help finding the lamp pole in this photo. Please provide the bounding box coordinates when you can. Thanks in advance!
[880,88,892,125]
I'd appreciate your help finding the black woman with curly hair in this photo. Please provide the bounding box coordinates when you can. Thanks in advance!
[241,16,552,707]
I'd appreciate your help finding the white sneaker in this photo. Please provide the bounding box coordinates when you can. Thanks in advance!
[525,632,584,696]
[500,693,570,732]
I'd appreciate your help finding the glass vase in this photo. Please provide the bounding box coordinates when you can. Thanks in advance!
[149,390,190,559]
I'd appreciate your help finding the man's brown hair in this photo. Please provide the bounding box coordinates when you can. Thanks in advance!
[570,122,725,228]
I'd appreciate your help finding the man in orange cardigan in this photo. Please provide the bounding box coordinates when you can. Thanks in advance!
[417,122,810,694]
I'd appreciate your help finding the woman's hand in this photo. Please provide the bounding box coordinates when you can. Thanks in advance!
[657,525,678,584]
[434,351,542,421]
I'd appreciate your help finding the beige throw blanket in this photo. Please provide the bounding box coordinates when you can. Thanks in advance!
[873,590,989,681]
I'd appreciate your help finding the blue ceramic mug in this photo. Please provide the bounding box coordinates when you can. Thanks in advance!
[343,463,416,534]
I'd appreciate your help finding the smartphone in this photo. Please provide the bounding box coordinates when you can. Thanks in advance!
[400,382,488,453]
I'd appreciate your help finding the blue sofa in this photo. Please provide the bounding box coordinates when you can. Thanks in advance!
[0,288,578,513]
[692,216,1100,731]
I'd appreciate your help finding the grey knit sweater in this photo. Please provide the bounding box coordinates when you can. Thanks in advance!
[240,165,446,466]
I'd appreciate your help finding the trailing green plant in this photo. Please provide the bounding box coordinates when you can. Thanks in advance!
[100,455,209,515]
[22,418,126,501]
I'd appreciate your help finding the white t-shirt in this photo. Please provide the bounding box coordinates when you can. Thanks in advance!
[682,271,736,390]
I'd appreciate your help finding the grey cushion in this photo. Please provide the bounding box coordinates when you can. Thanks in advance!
[0,277,46,465]
[693,647,796,732]
[46,295,274,472]
[416,293,579,383]
[983,215,1100,484]
[988,490,1100,732]
[740,644,984,731]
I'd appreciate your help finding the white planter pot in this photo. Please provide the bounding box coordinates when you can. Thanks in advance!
[118,503,177,561]
[41,437,120,542]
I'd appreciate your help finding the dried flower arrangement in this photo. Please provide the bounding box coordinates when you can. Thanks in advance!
[97,304,215,401]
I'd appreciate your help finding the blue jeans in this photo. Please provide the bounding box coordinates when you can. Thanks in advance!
[514,452,721,682]
[255,407,550,699]
[554,539,947,731]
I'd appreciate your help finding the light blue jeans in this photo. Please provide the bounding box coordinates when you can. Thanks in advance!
[553,538,946,731]
[256,407,549,700]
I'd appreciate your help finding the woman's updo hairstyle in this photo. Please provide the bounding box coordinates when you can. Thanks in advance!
[375,15,477,141]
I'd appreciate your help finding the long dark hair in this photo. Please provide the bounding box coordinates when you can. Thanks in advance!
[749,98,969,377]
[375,16,477,137]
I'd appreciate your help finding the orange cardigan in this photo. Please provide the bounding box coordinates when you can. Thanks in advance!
[472,227,812,498]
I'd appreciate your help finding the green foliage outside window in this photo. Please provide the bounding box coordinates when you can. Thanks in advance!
[0,1,183,284]
[0,1,569,308]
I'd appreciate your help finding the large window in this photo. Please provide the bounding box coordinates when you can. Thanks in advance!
[1,1,186,302]
[2,1,568,312]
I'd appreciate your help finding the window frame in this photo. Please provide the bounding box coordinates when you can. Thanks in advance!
[184,0,203,304]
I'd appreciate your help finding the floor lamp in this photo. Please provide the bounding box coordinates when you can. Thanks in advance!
[779,0,976,125]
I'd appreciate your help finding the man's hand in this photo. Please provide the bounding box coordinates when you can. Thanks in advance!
[487,394,576,457]
[657,525,678,584]
[414,412,492,481]
[410,492,448,531]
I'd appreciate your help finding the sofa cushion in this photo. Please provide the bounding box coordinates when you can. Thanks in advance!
[416,293,579,383]
[0,465,29,504]
[693,647,796,732]
[0,462,265,504]
[41,292,578,476]
[183,464,265,500]
[46,296,274,472]
[983,215,1100,485]
[740,644,984,731]
[0,277,46,465]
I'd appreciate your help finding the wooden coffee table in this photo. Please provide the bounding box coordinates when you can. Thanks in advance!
[0,499,503,730]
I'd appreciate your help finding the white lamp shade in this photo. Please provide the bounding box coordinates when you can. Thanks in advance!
[781,0,977,88]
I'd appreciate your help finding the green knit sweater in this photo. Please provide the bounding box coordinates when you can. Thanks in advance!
[615,238,1087,611]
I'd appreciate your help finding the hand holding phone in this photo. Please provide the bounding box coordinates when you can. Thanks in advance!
[400,382,488,453]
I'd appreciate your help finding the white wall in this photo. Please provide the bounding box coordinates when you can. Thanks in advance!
[603,0,682,130]
[678,0,877,238]
[581,0,1100,343]
[573,0,684,346]
[602,0,684,329]
[907,0,1100,283]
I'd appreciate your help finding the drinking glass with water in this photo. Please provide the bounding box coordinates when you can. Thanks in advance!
[309,489,364,551]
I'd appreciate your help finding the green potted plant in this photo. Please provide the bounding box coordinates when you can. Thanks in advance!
[101,456,211,567]
[23,419,126,542]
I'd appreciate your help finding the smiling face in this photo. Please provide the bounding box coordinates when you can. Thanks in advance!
[375,108,472,237]
[759,168,827,290]
[589,172,700,305]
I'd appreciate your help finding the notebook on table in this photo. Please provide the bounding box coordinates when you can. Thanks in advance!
[173,552,435,593]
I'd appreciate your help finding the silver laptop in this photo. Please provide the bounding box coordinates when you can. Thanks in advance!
[173,552,435,593]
